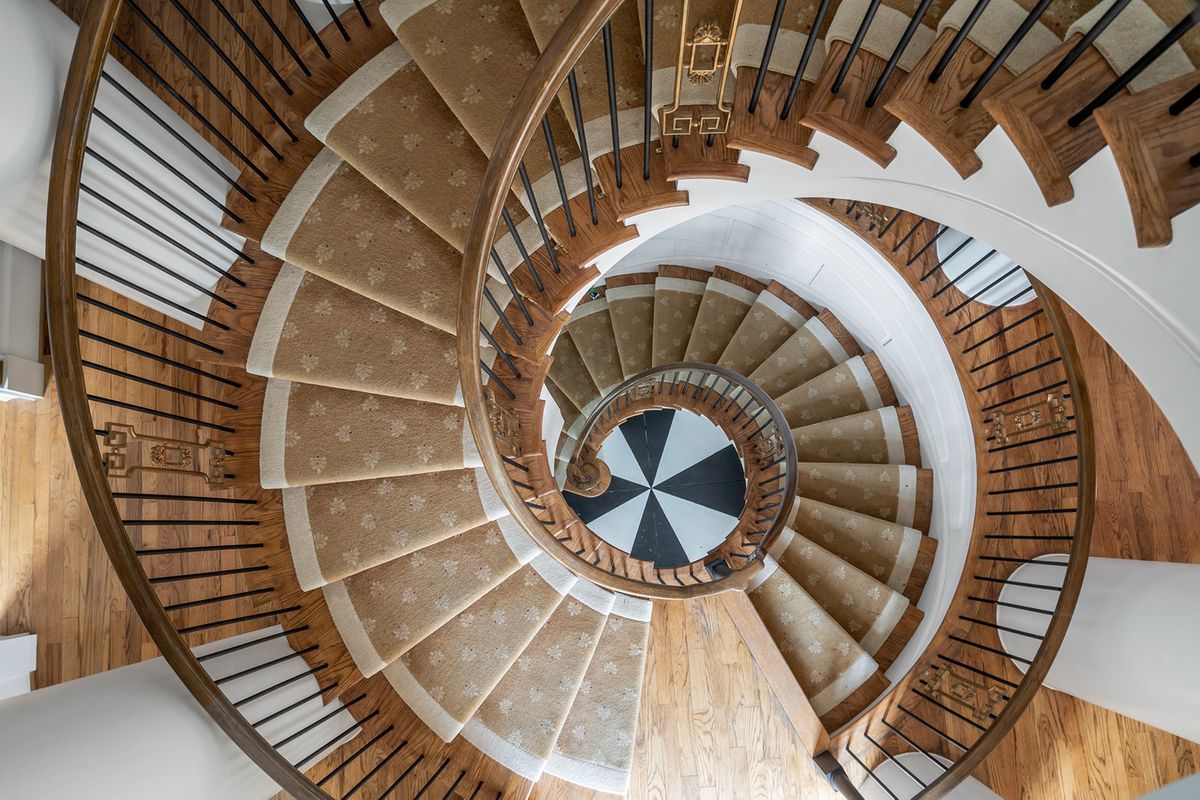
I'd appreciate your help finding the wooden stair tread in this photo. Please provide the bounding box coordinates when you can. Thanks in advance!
[800,42,906,168]
[886,30,1013,179]
[1094,70,1200,248]
[658,106,751,182]
[727,67,820,169]
[593,142,690,221]
[982,36,1124,207]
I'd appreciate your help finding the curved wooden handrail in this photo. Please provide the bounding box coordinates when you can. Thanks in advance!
[45,1,332,796]
[915,276,1096,799]
[459,0,1099,791]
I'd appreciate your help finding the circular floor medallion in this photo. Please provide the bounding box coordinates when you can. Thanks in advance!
[564,408,747,569]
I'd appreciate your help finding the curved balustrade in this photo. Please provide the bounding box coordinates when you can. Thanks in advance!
[557,362,798,591]
[39,0,1166,794]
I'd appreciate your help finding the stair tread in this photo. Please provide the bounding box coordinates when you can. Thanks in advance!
[774,353,895,428]
[249,265,461,403]
[260,380,477,488]
[326,518,532,674]
[749,309,861,397]
[283,467,517,589]
[260,149,465,330]
[791,406,921,466]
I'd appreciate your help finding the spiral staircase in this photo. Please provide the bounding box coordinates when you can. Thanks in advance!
[39,0,1199,797]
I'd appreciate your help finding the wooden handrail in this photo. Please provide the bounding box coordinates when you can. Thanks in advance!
[44,1,332,796]
[459,1,1099,793]
[915,276,1096,799]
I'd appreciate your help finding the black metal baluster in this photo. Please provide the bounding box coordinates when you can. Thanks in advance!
[643,0,654,180]
[413,757,452,798]
[968,332,1052,371]
[74,257,225,329]
[97,74,254,204]
[290,707,378,769]
[82,360,238,408]
[517,163,562,273]
[163,0,298,142]
[350,0,371,26]
[962,307,1043,353]
[320,0,351,40]
[479,326,522,379]
[865,732,927,788]
[285,0,331,58]
[488,249,534,326]
[232,662,329,707]
[867,0,936,107]
[316,725,395,786]
[177,605,302,636]
[905,225,949,266]
[76,219,235,307]
[196,626,307,663]
[501,210,545,291]
[482,286,523,346]
[946,264,1024,314]
[881,718,949,773]
[542,117,576,236]
[892,215,927,251]
[750,0,789,113]
[603,22,623,188]
[845,749,900,800]
[208,0,293,94]
[378,753,426,798]
[121,0,284,159]
[1169,80,1200,115]
[952,285,1035,335]
[1068,7,1200,126]
[83,146,252,263]
[343,739,408,798]
[1041,0,1133,90]
[832,0,883,94]
[252,0,313,73]
[77,293,223,354]
[929,0,992,82]
[108,42,271,180]
[79,183,242,284]
[930,248,996,296]
[877,210,903,238]
[782,0,832,119]
[481,361,516,400]
[567,71,600,224]
[960,0,1055,107]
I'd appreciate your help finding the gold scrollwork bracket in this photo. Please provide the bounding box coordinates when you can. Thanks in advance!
[101,423,228,485]
[987,390,1069,446]
[659,0,745,137]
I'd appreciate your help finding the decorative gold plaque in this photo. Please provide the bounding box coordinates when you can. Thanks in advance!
[102,423,227,484]
[988,391,1068,445]
[486,388,522,455]
[659,0,745,136]
[920,663,1006,724]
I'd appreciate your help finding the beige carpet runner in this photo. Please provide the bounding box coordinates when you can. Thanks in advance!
[546,264,937,728]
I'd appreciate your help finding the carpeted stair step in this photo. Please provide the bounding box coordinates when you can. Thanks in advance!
[249,265,462,403]
[651,265,708,365]
[382,555,575,741]
[518,0,646,152]
[789,496,935,602]
[774,353,896,428]
[323,517,541,675]
[306,43,526,253]
[549,331,603,418]
[260,380,478,488]
[794,462,933,532]
[717,280,816,374]
[791,406,921,466]
[545,377,585,442]
[772,529,921,670]
[462,582,616,780]
[747,560,886,729]
[544,595,652,796]
[566,294,624,395]
[750,309,861,397]
[605,272,657,378]
[282,467,516,589]
[684,267,767,363]
[261,149,461,333]
[383,0,581,205]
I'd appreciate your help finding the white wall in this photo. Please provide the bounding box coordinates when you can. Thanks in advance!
[0,243,45,400]
[0,0,245,327]
[0,626,359,799]
[997,556,1200,744]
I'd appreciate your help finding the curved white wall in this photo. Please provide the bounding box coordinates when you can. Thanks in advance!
[590,198,978,684]
[0,0,245,326]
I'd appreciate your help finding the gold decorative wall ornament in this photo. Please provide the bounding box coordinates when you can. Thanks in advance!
[919,663,1006,724]
[486,388,522,455]
[686,23,727,84]
[660,0,745,136]
[101,423,227,484]
[987,391,1068,445]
